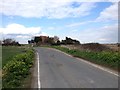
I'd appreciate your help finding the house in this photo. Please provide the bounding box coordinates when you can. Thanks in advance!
[40,36,49,44]
[29,35,60,45]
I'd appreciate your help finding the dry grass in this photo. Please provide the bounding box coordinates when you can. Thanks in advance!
[103,44,118,51]
[61,43,118,52]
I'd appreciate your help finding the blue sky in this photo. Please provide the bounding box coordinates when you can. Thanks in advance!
[0,0,118,44]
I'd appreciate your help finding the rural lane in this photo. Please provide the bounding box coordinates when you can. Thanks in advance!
[34,47,118,88]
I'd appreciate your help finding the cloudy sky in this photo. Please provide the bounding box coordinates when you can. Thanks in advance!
[0,0,118,44]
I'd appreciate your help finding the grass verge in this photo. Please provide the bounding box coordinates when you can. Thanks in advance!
[2,46,27,67]
[46,46,120,71]
[2,48,35,88]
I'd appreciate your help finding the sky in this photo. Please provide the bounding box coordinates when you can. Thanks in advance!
[0,0,118,44]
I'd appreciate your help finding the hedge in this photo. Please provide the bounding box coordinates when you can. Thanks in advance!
[2,49,34,88]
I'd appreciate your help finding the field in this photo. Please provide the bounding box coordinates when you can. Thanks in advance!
[1,46,26,89]
[2,46,26,67]
[61,43,118,52]
[2,46,34,88]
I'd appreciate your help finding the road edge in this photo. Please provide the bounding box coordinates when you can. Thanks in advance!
[31,52,41,88]
[37,52,41,88]
[46,47,119,77]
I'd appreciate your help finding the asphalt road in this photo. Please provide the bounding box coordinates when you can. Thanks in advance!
[35,47,118,88]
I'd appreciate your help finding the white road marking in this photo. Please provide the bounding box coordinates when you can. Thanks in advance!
[37,52,41,89]
[76,58,119,77]
[47,48,119,77]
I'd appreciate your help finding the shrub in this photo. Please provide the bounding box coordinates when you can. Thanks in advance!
[2,49,35,88]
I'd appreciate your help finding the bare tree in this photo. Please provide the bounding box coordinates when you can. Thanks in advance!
[53,36,59,43]
[2,38,20,46]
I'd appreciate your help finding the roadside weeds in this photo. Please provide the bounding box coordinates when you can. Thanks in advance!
[44,46,119,76]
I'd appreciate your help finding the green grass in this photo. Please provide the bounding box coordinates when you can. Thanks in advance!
[47,46,120,70]
[1,46,25,89]
[2,48,35,88]
[2,46,26,67]
[2,46,35,88]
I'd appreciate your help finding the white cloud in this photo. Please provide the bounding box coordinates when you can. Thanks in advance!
[68,24,118,43]
[35,32,49,37]
[0,0,97,18]
[96,3,118,21]
[0,23,41,35]
[16,35,30,39]
[66,22,86,27]
[1,23,117,44]
[66,20,95,27]
[66,3,118,28]
[0,23,47,44]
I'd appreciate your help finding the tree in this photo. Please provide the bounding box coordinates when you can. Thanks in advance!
[28,40,31,44]
[56,40,61,45]
[61,37,80,45]
[34,37,42,43]
[2,38,20,46]
[61,40,66,45]
[65,37,73,44]
[3,38,13,45]
[28,40,34,44]
[48,37,54,44]
[53,36,59,43]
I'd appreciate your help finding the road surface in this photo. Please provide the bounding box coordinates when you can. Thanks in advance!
[34,47,118,88]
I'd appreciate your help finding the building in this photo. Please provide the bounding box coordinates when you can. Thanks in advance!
[31,35,60,45]
[40,36,49,44]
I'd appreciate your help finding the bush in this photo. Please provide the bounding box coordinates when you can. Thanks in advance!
[2,49,35,88]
